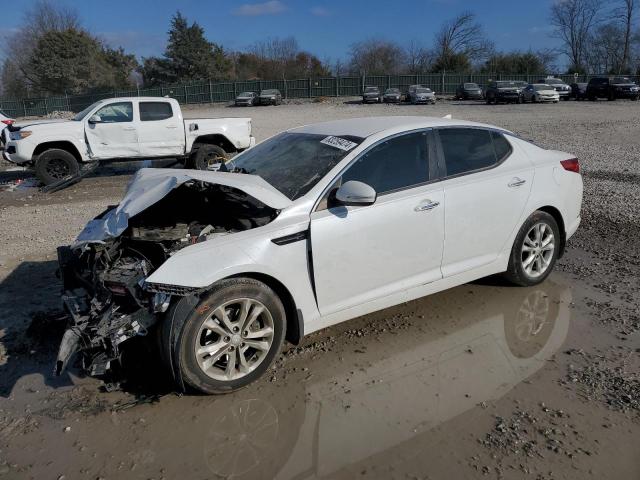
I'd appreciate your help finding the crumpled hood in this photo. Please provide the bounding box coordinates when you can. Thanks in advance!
[75,168,292,243]
[13,119,73,128]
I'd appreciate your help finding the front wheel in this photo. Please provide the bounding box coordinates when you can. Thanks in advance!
[503,211,560,287]
[34,148,80,185]
[169,278,286,394]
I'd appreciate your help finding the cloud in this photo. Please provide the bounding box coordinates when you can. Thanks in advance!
[233,1,287,16]
[311,6,330,16]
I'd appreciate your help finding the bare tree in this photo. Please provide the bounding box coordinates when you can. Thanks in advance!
[615,0,636,73]
[433,12,493,70]
[348,38,406,75]
[550,0,602,72]
[404,40,433,74]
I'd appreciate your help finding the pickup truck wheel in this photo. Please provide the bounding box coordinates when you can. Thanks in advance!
[34,149,79,185]
[172,278,286,394]
[190,145,228,170]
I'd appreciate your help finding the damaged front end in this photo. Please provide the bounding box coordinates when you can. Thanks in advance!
[54,169,283,379]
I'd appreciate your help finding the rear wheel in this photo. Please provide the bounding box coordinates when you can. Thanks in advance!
[504,211,560,287]
[189,144,228,170]
[170,278,286,394]
[34,148,79,186]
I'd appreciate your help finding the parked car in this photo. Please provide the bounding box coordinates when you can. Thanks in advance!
[586,76,640,101]
[485,81,523,104]
[455,83,483,100]
[383,87,402,103]
[522,84,560,103]
[0,109,15,149]
[570,82,588,100]
[537,78,571,100]
[235,91,258,106]
[362,86,382,103]
[259,89,282,105]
[409,87,436,104]
[55,116,583,394]
[2,97,255,185]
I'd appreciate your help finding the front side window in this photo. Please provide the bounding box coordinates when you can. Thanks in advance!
[339,131,429,195]
[94,102,133,123]
[438,128,509,177]
[139,102,173,122]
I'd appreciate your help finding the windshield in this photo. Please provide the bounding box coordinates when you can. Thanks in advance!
[385,88,399,94]
[534,84,553,91]
[612,77,632,84]
[545,79,564,85]
[496,81,518,88]
[73,101,104,121]
[228,132,363,200]
[239,92,253,96]
[416,88,431,93]
[262,89,278,95]
[365,87,378,92]
[464,83,479,89]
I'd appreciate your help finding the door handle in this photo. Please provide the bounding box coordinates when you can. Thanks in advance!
[414,200,440,212]
[122,126,136,131]
[508,178,526,188]
[166,125,178,129]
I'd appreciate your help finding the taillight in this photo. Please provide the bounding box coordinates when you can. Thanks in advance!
[1,120,13,125]
[560,158,580,173]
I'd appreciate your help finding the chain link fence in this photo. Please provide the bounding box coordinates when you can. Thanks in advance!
[1,73,638,118]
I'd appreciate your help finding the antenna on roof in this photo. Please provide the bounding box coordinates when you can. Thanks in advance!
[442,114,452,119]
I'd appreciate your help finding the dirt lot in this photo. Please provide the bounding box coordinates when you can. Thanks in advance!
[0,98,638,479]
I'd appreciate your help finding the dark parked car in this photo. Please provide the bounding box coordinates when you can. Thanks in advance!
[235,91,258,106]
[570,83,588,100]
[455,82,483,100]
[259,89,282,105]
[485,81,523,104]
[537,78,571,100]
[362,86,382,103]
[586,77,640,101]
[383,88,402,103]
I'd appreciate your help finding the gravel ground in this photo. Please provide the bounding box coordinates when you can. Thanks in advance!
[0,98,638,479]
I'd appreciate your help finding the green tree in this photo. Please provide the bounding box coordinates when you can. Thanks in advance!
[141,12,231,86]
[480,51,549,75]
[27,28,110,94]
[102,47,139,89]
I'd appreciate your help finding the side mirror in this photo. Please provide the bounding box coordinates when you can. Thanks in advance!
[335,180,377,207]
[88,114,102,124]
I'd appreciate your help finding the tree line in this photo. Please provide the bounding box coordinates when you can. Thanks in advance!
[1,0,638,99]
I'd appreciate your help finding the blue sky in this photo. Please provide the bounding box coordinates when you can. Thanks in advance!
[1,0,558,63]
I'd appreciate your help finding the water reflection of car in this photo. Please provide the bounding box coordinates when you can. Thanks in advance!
[235,91,258,106]
[362,86,382,103]
[455,82,483,100]
[383,88,402,103]
[522,84,560,103]
[196,278,573,480]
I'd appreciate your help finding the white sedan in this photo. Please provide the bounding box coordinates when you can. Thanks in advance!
[56,116,583,394]
[523,84,560,103]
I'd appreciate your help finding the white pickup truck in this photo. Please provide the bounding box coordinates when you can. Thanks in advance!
[1,97,255,185]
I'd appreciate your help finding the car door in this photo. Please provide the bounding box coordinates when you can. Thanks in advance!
[436,128,534,277]
[137,101,185,157]
[310,130,444,316]
[85,101,139,159]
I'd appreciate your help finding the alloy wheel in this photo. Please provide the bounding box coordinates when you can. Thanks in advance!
[195,298,275,381]
[521,222,555,278]
[45,158,71,179]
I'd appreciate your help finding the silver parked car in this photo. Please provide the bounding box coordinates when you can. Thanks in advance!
[409,86,436,105]
[235,91,258,106]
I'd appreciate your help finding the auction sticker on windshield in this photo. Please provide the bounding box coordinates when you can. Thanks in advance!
[320,136,358,151]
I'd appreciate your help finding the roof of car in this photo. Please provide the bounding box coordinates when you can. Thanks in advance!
[290,116,509,138]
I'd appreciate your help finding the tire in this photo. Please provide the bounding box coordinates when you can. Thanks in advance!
[189,144,228,170]
[503,211,561,287]
[170,278,287,394]
[34,148,80,186]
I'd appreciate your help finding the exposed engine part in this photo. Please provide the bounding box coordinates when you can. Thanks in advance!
[55,181,279,379]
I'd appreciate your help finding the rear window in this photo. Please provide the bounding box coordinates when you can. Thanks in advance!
[438,128,511,177]
[139,102,173,122]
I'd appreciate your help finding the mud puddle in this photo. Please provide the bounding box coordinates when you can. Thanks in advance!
[2,274,637,479]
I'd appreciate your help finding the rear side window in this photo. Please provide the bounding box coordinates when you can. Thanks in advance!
[341,131,429,194]
[139,102,173,122]
[492,132,513,162]
[439,128,495,176]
